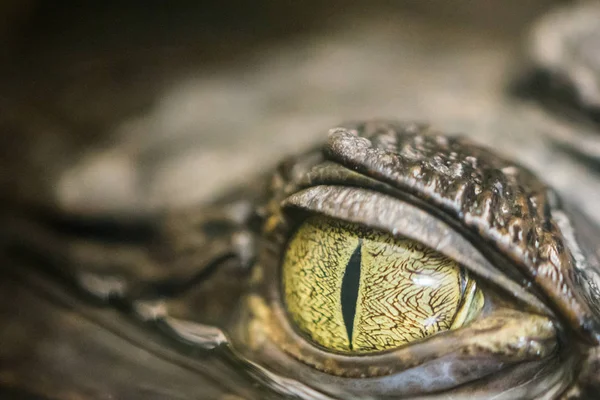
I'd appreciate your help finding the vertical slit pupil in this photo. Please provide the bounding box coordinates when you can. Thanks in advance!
[341,240,362,348]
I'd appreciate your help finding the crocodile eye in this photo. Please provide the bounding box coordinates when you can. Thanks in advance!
[230,122,600,399]
[283,216,484,353]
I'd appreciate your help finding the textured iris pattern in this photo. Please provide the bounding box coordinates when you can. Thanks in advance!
[283,216,468,353]
[283,217,358,351]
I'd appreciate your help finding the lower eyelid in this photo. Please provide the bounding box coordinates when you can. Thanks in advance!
[245,291,557,379]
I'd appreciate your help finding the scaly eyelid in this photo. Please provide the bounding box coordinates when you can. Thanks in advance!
[281,184,554,317]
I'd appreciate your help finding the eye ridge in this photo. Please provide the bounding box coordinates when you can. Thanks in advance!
[340,239,362,349]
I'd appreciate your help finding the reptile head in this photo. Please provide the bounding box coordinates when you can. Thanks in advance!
[4,120,600,400]
[219,121,600,399]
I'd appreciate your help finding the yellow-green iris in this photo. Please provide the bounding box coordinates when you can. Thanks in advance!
[282,216,484,354]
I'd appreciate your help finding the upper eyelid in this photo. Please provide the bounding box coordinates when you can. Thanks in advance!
[282,185,552,316]
[302,123,600,343]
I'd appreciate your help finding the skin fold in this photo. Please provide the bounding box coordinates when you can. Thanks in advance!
[2,2,600,400]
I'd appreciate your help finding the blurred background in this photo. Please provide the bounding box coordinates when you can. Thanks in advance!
[0,0,574,219]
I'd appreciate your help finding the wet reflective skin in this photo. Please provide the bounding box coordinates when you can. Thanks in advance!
[3,3,600,400]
